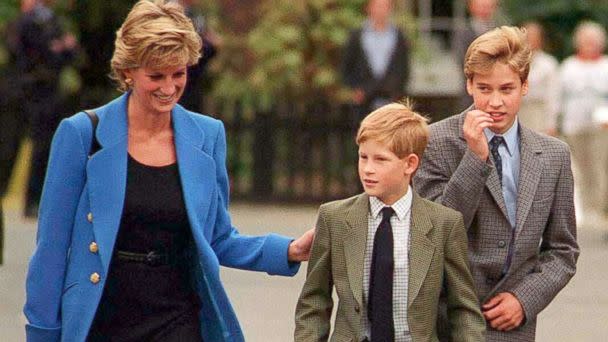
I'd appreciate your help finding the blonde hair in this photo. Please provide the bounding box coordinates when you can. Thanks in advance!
[464,26,532,82]
[356,101,429,159]
[110,0,202,91]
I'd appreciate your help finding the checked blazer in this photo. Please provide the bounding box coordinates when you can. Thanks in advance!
[295,192,485,342]
[414,109,580,341]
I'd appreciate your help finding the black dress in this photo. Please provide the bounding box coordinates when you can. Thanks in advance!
[87,155,201,341]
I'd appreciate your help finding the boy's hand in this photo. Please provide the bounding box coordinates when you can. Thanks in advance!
[288,228,315,262]
[482,292,525,331]
[463,110,494,161]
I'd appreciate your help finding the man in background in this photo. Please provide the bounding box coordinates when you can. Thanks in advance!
[558,21,608,227]
[341,0,410,123]
[15,0,77,218]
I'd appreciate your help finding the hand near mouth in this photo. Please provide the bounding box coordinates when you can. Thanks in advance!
[463,109,494,161]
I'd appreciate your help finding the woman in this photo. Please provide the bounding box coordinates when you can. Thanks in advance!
[24,1,313,341]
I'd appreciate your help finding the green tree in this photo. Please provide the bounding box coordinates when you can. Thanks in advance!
[211,0,416,112]
[0,0,22,68]
[212,0,366,112]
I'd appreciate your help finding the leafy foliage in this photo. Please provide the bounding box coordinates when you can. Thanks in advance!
[212,0,418,112]
[212,0,367,111]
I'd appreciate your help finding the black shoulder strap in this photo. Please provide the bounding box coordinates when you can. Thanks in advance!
[84,109,101,157]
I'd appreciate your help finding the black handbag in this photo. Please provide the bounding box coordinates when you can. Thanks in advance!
[84,109,101,156]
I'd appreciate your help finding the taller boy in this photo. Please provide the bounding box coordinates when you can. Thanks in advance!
[415,26,579,341]
[295,103,485,341]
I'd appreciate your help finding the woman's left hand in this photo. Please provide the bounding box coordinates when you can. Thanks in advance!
[288,228,315,262]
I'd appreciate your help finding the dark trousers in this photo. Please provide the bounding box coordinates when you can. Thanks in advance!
[0,76,27,197]
[25,139,51,216]
[24,92,62,216]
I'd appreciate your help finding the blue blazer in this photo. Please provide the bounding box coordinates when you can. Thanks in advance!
[24,93,299,342]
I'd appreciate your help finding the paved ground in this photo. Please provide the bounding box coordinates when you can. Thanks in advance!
[1,201,607,341]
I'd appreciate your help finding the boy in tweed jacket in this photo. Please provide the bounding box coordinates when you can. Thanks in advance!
[295,103,485,341]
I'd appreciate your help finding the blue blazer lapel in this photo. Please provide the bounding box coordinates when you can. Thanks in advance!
[86,94,129,272]
[172,106,216,249]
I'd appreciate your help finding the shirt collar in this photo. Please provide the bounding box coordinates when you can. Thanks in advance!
[369,186,413,221]
[484,120,519,157]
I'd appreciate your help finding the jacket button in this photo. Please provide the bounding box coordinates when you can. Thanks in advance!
[89,242,99,253]
[87,212,93,223]
[90,272,100,284]
[498,240,506,248]
[354,304,360,313]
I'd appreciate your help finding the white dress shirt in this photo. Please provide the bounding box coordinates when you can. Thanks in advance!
[361,187,413,342]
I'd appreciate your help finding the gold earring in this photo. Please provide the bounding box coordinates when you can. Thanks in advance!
[125,78,133,86]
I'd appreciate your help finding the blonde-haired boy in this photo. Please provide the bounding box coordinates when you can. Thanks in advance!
[415,26,579,341]
[295,103,485,342]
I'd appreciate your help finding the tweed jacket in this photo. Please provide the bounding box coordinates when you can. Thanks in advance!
[295,192,485,342]
[24,93,299,342]
[414,110,580,341]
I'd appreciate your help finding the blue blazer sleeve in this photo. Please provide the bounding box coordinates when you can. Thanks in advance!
[207,121,300,276]
[24,118,88,342]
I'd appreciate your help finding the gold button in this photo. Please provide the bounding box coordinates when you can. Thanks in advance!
[89,242,99,253]
[90,272,100,284]
[87,212,93,223]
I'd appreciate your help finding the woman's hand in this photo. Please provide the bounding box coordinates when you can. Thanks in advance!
[288,228,315,262]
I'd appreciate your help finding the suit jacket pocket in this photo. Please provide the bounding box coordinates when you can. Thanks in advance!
[527,195,554,227]
[532,194,553,206]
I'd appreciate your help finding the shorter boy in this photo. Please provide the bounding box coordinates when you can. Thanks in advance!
[295,103,485,342]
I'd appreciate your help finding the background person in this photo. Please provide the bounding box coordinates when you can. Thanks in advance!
[341,0,410,123]
[15,0,78,218]
[519,21,560,134]
[558,21,608,227]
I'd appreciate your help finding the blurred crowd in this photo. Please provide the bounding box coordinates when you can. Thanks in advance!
[0,0,607,227]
